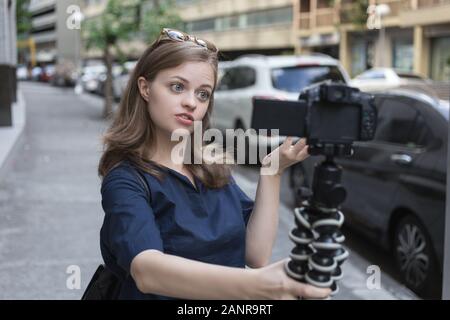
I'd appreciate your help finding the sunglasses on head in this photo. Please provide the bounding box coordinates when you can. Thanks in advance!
[156,28,219,53]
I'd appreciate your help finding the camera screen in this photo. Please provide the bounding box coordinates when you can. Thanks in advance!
[308,101,361,143]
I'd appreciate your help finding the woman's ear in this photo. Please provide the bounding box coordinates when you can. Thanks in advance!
[137,76,150,102]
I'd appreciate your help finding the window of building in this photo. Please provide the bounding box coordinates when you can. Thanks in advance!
[392,38,413,72]
[351,39,375,76]
[185,6,293,32]
[300,0,310,12]
[430,36,450,81]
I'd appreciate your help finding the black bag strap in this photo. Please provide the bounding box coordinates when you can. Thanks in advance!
[131,167,151,205]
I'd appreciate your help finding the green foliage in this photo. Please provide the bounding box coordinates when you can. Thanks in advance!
[83,0,183,51]
[338,0,369,27]
[81,0,182,117]
[349,0,369,27]
[140,0,183,43]
[16,0,32,38]
[83,0,142,51]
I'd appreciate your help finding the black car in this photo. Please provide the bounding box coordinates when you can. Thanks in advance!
[290,90,448,298]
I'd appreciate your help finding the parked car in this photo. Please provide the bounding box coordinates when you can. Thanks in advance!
[31,66,42,81]
[111,60,138,100]
[95,64,123,98]
[290,90,448,298]
[51,61,77,87]
[16,64,29,81]
[351,68,438,98]
[212,54,350,157]
[38,64,55,82]
[79,65,106,93]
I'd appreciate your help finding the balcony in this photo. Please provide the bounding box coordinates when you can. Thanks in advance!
[29,0,56,15]
[400,0,450,25]
[31,30,57,44]
[316,9,336,27]
[299,8,337,30]
[299,0,416,30]
[31,13,56,30]
[418,0,450,8]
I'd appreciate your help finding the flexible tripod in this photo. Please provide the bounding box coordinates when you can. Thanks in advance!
[285,145,350,297]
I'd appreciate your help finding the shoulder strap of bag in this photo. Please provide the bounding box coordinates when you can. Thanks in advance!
[131,167,151,205]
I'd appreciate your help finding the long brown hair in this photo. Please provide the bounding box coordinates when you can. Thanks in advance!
[98,38,233,188]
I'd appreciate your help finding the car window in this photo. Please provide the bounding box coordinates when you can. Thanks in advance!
[356,70,386,80]
[409,112,434,147]
[217,67,256,90]
[374,98,433,148]
[271,65,345,93]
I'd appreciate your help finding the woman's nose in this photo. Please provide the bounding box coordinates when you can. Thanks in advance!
[182,93,197,110]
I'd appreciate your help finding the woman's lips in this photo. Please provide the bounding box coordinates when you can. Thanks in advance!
[175,114,194,126]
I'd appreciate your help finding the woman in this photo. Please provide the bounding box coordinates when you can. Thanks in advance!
[98,28,330,300]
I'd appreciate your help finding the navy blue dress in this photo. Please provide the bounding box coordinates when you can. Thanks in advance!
[100,161,254,300]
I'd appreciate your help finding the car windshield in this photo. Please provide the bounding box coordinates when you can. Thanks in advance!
[271,65,345,93]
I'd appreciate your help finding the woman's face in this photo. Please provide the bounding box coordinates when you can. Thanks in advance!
[141,61,215,137]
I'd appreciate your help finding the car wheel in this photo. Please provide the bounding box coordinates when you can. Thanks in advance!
[290,164,308,207]
[393,215,441,298]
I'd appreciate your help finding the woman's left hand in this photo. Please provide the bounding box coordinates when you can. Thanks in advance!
[261,137,309,176]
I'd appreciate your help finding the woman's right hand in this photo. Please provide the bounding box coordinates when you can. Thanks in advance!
[252,259,331,300]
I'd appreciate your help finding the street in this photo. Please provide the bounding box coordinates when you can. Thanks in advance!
[0,82,418,299]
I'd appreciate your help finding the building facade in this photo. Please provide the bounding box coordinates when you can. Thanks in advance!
[80,0,298,60]
[79,0,450,81]
[177,0,296,59]
[28,0,81,66]
[295,0,450,80]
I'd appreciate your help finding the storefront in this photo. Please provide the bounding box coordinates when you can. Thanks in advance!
[349,35,376,77]
[348,28,414,77]
[430,36,450,81]
[392,38,414,72]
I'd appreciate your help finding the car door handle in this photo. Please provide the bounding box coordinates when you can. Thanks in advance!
[390,154,412,166]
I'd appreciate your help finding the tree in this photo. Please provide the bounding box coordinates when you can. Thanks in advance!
[140,0,183,43]
[83,0,182,118]
[16,0,31,38]
[337,0,369,28]
[83,0,141,118]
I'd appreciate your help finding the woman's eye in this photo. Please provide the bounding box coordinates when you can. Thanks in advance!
[171,83,184,92]
[198,90,211,101]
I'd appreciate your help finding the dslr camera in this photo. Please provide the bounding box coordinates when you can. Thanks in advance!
[251,81,377,156]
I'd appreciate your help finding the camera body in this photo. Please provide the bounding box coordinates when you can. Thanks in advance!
[251,81,377,156]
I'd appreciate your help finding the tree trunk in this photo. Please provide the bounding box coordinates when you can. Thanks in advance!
[103,45,113,119]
